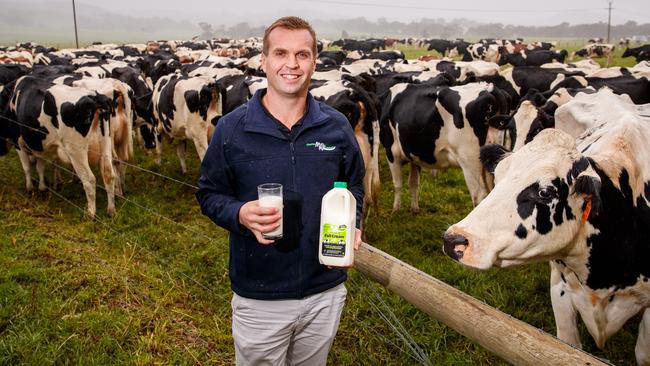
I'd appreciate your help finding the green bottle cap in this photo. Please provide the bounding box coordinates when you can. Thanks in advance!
[333,181,347,188]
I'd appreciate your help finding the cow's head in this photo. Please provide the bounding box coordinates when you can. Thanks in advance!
[443,129,602,269]
[507,100,554,151]
[622,47,633,58]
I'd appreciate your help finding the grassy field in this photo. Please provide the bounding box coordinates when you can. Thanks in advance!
[0,47,645,365]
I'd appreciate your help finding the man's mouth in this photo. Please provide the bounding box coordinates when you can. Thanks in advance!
[281,74,300,80]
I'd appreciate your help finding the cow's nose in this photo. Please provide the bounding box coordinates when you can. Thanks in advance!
[443,232,469,261]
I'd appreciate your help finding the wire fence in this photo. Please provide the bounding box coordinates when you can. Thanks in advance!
[0,112,433,364]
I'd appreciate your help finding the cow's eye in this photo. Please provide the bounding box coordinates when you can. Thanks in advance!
[538,187,556,200]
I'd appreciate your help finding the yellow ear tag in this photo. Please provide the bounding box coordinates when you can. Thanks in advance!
[581,194,593,224]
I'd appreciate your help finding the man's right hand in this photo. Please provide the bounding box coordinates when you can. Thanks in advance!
[238,200,282,245]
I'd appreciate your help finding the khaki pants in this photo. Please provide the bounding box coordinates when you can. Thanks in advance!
[231,283,347,366]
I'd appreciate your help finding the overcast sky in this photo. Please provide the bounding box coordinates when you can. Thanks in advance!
[8,0,650,27]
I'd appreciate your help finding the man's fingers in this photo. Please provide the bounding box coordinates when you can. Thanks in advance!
[254,212,281,225]
[254,220,280,234]
[253,231,275,245]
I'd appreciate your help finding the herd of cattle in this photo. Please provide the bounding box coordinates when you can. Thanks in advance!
[1,36,650,364]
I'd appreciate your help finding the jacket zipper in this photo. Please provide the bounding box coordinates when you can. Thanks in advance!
[289,139,303,298]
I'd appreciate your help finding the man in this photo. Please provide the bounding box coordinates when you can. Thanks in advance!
[196,16,364,365]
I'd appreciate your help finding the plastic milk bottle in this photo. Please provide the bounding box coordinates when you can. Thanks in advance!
[318,181,357,267]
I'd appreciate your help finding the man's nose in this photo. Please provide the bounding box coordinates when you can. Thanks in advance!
[286,54,299,68]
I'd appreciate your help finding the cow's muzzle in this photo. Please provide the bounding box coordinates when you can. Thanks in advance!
[443,231,469,261]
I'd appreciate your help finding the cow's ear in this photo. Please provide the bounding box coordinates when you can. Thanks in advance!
[487,114,511,130]
[480,144,510,173]
[574,173,602,218]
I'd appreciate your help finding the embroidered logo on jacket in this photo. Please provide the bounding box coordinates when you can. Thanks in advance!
[306,142,336,151]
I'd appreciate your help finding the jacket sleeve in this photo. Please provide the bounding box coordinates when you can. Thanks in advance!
[340,120,366,228]
[196,120,248,235]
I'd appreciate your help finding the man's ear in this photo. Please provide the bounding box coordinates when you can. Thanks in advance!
[260,53,266,73]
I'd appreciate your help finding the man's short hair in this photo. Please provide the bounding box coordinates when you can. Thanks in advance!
[262,16,318,57]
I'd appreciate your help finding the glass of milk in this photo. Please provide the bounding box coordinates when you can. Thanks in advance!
[257,183,283,240]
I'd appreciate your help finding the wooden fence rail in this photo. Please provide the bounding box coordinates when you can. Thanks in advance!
[354,243,610,365]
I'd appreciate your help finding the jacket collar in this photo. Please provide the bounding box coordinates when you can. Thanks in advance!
[243,88,330,138]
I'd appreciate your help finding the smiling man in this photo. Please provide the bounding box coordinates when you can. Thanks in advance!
[196,16,365,365]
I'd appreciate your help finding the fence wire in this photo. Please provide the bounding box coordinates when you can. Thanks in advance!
[0,112,431,364]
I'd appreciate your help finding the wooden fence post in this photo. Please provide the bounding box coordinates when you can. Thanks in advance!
[353,243,610,365]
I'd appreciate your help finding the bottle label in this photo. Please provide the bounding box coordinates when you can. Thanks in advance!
[321,223,347,257]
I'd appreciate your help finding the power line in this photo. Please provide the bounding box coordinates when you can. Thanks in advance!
[298,0,606,14]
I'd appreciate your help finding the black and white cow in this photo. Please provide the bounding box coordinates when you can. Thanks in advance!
[474,66,587,110]
[623,45,650,63]
[109,65,156,149]
[380,82,510,211]
[311,78,381,222]
[152,73,222,173]
[55,75,135,195]
[3,75,116,218]
[572,44,616,67]
[317,50,347,67]
[527,41,556,51]
[489,87,597,152]
[549,74,650,105]
[467,43,505,63]
[0,64,30,87]
[443,97,650,364]
[499,49,569,67]
[426,39,453,56]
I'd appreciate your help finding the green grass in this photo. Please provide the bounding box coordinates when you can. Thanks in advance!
[0,46,644,364]
[398,40,644,68]
[0,139,640,365]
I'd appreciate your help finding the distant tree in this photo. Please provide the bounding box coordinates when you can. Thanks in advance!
[341,30,349,39]
[198,22,213,40]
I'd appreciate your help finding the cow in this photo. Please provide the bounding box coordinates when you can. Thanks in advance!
[55,75,135,196]
[489,87,598,152]
[549,74,650,104]
[138,53,181,85]
[426,39,453,56]
[152,73,222,173]
[0,64,30,88]
[571,44,615,67]
[447,40,472,61]
[443,98,650,364]
[3,75,116,218]
[331,39,380,54]
[623,45,650,63]
[380,82,510,212]
[467,43,504,63]
[360,50,405,62]
[369,71,454,97]
[109,65,156,149]
[317,50,347,66]
[499,49,569,67]
[527,41,556,51]
[311,78,381,223]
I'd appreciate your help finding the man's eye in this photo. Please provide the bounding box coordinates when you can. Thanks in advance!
[297,52,311,60]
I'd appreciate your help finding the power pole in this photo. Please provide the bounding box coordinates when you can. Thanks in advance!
[606,1,612,43]
[72,0,79,48]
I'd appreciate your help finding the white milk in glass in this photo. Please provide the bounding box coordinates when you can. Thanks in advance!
[259,195,283,239]
[257,183,283,240]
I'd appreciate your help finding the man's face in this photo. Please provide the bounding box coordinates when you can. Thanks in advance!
[261,27,316,99]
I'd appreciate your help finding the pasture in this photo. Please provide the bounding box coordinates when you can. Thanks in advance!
[0,43,645,364]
